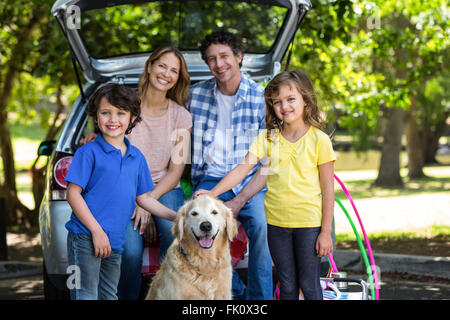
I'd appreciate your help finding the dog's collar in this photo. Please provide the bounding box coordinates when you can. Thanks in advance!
[178,244,188,261]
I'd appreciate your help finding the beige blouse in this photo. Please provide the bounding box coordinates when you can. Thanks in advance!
[127,99,192,185]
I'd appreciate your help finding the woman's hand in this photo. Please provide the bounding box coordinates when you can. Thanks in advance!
[131,205,151,236]
[79,132,98,145]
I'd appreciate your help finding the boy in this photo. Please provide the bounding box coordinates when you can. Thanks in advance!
[65,83,176,300]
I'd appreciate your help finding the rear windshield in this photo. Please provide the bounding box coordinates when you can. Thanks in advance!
[79,1,288,59]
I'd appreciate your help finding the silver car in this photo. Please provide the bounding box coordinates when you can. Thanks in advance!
[39,0,312,299]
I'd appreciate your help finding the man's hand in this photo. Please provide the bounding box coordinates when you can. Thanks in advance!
[224,196,246,219]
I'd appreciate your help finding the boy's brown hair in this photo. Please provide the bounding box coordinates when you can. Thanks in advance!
[87,83,142,135]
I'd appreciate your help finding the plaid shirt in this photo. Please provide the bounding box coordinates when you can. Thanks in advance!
[187,72,266,194]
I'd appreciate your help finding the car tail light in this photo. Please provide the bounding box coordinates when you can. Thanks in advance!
[50,152,73,200]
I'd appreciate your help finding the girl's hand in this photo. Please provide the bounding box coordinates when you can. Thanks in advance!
[92,229,111,258]
[193,189,210,198]
[315,231,333,257]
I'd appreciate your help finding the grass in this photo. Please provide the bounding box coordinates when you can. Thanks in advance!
[336,225,450,242]
[10,121,47,171]
[334,173,450,200]
[335,225,450,256]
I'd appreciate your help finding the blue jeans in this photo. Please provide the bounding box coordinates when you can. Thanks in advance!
[117,187,185,299]
[67,232,122,300]
[153,187,185,261]
[194,176,273,300]
[267,225,322,300]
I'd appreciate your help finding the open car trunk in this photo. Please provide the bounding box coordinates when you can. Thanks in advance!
[52,0,311,84]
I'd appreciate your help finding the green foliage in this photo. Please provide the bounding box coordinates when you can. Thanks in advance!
[288,0,449,151]
[1,0,78,130]
[79,1,286,58]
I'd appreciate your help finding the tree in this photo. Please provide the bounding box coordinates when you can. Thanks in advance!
[418,74,450,165]
[367,0,449,181]
[291,0,449,187]
[0,1,51,226]
[1,1,77,227]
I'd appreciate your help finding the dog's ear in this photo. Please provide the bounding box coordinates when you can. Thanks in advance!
[217,200,237,241]
[172,200,190,241]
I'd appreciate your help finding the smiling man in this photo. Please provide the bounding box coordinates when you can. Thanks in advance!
[188,29,273,300]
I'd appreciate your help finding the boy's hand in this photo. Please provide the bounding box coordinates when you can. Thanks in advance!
[193,189,210,198]
[92,229,111,258]
[315,231,333,257]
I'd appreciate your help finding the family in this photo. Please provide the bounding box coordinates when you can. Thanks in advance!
[64,29,336,301]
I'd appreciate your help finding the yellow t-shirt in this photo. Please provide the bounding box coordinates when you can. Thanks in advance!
[249,127,336,228]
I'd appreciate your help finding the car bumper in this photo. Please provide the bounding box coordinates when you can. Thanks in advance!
[39,198,71,275]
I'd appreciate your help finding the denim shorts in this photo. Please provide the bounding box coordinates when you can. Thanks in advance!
[67,232,122,300]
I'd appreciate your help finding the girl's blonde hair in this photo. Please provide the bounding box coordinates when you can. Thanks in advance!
[138,45,190,106]
[264,70,324,140]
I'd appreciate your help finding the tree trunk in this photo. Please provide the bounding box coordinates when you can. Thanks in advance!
[0,6,46,227]
[422,110,449,164]
[405,96,426,179]
[374,106,405,187]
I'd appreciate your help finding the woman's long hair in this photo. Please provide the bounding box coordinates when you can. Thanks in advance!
[264,70,324,141]
[138,45,190,106]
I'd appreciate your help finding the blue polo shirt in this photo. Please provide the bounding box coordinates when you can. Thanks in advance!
[65,134,154,253]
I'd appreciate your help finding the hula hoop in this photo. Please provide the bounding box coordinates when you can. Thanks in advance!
[334,197,375,300]
[334,174,379,300]
[327,252,339,273]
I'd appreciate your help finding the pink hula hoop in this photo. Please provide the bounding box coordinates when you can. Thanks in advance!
[334,174,379,300]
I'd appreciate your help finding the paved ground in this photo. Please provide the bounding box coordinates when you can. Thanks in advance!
[1,273,449,300]
[0,275,43,300]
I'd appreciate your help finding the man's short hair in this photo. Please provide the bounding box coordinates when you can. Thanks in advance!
[200,29,244,68]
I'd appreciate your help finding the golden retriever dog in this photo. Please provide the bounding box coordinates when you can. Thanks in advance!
[146,195,238,300]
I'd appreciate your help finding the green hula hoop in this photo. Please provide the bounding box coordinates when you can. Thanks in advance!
[334,197,376,300]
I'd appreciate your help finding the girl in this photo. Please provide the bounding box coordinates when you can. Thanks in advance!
[194,70,335,300]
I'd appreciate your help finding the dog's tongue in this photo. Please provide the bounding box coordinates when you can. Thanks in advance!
[199,235,213,248]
